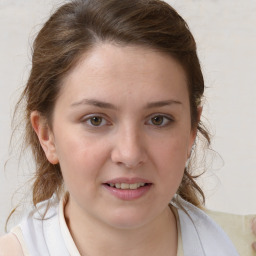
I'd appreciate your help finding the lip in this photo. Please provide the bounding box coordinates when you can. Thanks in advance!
[104,177,151,184]
[103,177,152,201]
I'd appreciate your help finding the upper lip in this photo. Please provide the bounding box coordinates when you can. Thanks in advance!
[104,177,152,184]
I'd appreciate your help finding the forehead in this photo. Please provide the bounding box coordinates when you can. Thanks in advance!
[58,43,188,106]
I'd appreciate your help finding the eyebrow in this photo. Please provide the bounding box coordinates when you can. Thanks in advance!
[71,99,117,109]
[146,99,182,108]
[70,98,182,109]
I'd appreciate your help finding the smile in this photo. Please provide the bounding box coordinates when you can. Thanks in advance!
[103,181,152,200]
[107,183,147,190]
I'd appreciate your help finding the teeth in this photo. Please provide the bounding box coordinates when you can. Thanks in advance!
[109,183,146,189]
[129,183,138,189]
[121,183,130,189]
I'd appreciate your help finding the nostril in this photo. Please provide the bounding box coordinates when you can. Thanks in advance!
[111,140,147,168]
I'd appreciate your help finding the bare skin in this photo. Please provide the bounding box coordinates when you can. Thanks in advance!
[0,217,255,255]
[0,44,256,255]
[32,44,186,256]
[0,233,23,256]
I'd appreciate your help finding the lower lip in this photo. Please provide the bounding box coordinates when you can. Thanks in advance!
[103,184,152,200]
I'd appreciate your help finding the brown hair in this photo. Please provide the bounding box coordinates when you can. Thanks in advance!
[15,0,210,211]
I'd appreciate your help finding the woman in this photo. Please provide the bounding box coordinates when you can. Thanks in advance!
[0,0,255,255]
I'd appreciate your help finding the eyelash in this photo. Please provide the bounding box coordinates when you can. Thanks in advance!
[146,114,174,127]
[81,114,174,128]
[82,114,110,127]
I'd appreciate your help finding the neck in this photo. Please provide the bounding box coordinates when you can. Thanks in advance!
[64,198,178,256]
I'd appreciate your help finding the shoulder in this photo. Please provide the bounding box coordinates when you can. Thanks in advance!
[174,199,240,255]
[205,208,255,236]
[0,233,24,256]
[205,209,256,255]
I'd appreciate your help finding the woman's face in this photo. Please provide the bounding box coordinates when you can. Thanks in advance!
[40,44,196,229]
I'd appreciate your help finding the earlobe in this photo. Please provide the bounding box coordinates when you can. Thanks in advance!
[192,106,202,139]
[197,106,203,123]
[30,111,59,164]
[188,106,202,157]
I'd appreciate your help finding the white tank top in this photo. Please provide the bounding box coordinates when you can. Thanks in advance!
[11,196,239,256]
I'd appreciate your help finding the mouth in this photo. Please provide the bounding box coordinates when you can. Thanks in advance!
[105,182,150,190]
[103,179,152,200]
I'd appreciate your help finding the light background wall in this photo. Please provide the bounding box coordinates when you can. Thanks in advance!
[0,0,255,235]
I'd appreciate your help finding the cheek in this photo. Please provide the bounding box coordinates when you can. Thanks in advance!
[55,128,107,161]
[152,134,189,167]
[150,133,189,189]
[54,132,110,186]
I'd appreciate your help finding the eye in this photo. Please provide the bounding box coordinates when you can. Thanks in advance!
[147,114,173,127]
[84,115,108,127]
[151,116,164,126]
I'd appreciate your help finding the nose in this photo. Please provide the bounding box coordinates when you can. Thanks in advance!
[111,125,147,169]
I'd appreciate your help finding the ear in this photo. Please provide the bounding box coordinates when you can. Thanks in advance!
[30,111,59,164]
[188,106,203,155]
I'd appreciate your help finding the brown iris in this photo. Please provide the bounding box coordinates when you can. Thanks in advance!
[151,116,164,125]
[90,116,102,126]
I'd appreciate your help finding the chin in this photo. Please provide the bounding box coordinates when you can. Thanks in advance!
[104,207,154,230]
